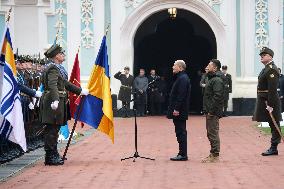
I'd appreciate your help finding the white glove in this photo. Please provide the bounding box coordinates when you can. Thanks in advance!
[80,88,89,96]
[266,105,273,113]
[28,102,34,110]
[35,91,42,98]
[51,100,59,110]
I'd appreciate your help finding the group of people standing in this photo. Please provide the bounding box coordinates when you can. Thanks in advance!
[168,46,283,163]
[114,67,167,117]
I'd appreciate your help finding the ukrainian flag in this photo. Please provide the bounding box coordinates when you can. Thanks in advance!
[0,26,26,151]
[77,36,114,143]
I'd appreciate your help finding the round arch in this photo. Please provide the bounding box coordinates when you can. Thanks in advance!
[120,0,226,72]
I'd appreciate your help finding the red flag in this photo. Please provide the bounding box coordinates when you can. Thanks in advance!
[69,52,81,119]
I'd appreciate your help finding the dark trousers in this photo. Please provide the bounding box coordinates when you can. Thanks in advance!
[173,119,187,156]
[206,115,220,156]
[44,124,60,154]
[223,98,229,114]
[269,120,281,148]
[136,104,146,116]
[121,101,130,117]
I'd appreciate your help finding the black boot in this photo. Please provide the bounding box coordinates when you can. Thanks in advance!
[45,151,64,166]
[170,154,188,161]
[261,146,278,156]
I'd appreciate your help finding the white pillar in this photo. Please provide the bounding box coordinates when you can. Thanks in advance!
[268,0,283,67]
[66,0,81,75]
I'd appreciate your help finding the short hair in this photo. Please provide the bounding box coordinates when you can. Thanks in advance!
[175,60,186,70]
[124,66,130,71]
[139,68,145,72]
[210,59,221,70]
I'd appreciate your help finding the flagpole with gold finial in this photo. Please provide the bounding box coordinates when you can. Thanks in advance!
[105,23,110,36]
[62,26,111,161]
[6,7,12,23]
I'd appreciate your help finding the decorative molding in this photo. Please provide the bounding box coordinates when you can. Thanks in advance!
[81,0,94,49]
[124,0,141,8]
[255,0,269,49]
[203,0,222,7]
[55,0,67,47]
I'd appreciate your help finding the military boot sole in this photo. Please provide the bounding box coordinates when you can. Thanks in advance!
[261,151,278,156]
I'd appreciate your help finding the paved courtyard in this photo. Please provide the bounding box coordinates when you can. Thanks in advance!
[1,116,284,189]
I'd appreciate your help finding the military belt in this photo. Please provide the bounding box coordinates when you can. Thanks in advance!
[44,90,67,95]
[257,90,269,93]
[121,85,131,89]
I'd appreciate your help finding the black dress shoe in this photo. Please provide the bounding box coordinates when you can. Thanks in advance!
[261,148,278,156]
[170,154,188,161]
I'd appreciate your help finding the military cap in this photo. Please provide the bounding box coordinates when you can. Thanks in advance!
[222,65,228,70]
[259,47,274,57]
[44,44,64,58]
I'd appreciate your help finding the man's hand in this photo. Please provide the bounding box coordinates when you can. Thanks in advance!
[173,110,179,116]
[28,102,34,110]
[51,100,59,110]
[266,105,273,113]
[35,91,42,98]
[81,88,89,96]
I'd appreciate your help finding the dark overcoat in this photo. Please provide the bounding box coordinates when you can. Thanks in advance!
[253,62,282,122]
[167,71,191,120]
[40,63,81,125]
[114,71,134,102]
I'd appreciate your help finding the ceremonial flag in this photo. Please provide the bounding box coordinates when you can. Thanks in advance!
[0,26,26,151]
[69,52,81,118]
[76,36,114,143]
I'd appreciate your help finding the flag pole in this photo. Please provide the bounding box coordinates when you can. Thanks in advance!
[6,7,12,23]
[105,23,110,36]
[62,95,86,161]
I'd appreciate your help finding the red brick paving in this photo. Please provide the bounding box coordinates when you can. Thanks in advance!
[1,116,284,189]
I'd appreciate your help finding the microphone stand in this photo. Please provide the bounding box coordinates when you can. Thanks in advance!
[121,92,155,162]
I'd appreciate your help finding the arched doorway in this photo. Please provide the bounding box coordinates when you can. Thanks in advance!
[118,0,226,111]
[133,9,216,113]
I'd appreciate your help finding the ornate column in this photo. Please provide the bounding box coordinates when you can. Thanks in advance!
[80,0,95,76]
[254,0,269,74]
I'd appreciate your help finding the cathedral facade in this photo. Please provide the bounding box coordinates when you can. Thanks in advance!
[0,0,283,114]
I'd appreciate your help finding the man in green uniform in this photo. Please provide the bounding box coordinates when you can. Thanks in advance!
[202,59,224,163]
[253,47,282,156]
[40,44,89,165]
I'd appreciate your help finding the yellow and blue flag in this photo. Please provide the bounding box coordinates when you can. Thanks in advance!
[77,36,114,143]
[0,26,26,151]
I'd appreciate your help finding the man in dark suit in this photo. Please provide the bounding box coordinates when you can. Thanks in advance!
[253,47,282,156]
[114,67,134,117]
[221,65,232,116]
[167,60,191,161]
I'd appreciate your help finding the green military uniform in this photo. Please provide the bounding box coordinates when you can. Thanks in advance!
[41,44,82,165]
[253,47,282,156]
[203,72,224,157]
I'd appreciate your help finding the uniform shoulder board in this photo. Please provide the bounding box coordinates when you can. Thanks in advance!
[270,74,274,78]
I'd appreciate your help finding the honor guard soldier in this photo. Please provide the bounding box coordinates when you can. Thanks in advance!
[148,69,160,115]
[253,47,283,156]
[41,44,89,165]
[114,66,134,117]
[221,65,232,116]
